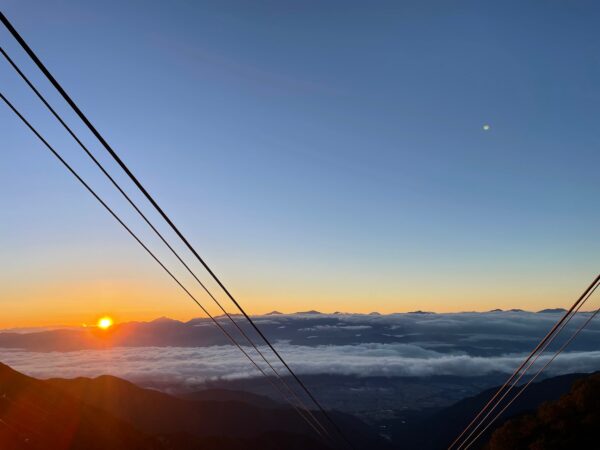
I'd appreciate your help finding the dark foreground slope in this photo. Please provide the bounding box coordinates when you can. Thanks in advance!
[0,362,388,449]
[46,374,386,447]
[0,363,160,450]
[389,372,593,449]
[486,373,600,450]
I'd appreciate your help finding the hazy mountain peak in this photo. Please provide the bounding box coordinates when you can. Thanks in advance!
[150,317,181,324]
[537,308,567,313]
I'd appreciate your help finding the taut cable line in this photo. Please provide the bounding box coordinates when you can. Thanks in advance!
[463,281,600,449]
[0,12,353,448]
[457,277,599,450]
[0,45,330,441]
[449,273,600,450]
[0,91,330,444]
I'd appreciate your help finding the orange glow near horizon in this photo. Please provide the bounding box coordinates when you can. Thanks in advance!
[97,316,114,330]
[0,268,591,329]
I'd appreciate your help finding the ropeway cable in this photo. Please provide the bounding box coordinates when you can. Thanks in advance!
[449,273,600,449]
[0,11,352,446]
[0,12,354,448]
[461,280,600,449]
[0,45,331,441]
[0,91,331,444]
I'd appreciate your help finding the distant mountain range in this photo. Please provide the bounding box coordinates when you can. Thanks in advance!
[0,309,593,354]
[0,362,387,450]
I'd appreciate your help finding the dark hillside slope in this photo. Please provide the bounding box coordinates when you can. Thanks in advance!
[47,373,389,448]
[486,373,600,450]
[0,363,159,450]
[183,388,282,408]
[390,372,592,449]
[0,361,393,449]
[0,363,335,449]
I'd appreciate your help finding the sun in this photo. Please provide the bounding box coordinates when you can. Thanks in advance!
[97,316,114,330]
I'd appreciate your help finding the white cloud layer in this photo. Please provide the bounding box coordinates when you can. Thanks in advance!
[1,342,599,387]
[1,311,599,387]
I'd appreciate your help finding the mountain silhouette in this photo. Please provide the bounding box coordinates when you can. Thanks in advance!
[47,373,387,447]
[0,362,388,449]
[486,373,600,450]
[388,372,594,449]
[537,308,567,314]
[183,388,283,408]
[0,362,159,450]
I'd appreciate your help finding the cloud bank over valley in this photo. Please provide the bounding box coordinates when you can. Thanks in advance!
[0,311,599,386]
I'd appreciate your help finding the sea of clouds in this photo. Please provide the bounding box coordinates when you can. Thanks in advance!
[1,311,599,385]
[2,344,600,387]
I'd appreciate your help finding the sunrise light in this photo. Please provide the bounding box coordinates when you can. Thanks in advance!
[97,316,114,330]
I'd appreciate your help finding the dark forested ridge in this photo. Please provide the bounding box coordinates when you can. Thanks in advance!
[486,373,600,450]
[0,362,386,450]
[2,360,599,449]
[0,363,159,450]
[387,372,595,449]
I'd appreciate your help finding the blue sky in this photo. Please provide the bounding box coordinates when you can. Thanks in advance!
[1,0,599,325]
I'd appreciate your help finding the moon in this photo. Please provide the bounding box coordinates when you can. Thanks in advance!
[483,124,491,131]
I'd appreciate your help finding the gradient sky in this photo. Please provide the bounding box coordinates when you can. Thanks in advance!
[1,1,599,327]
